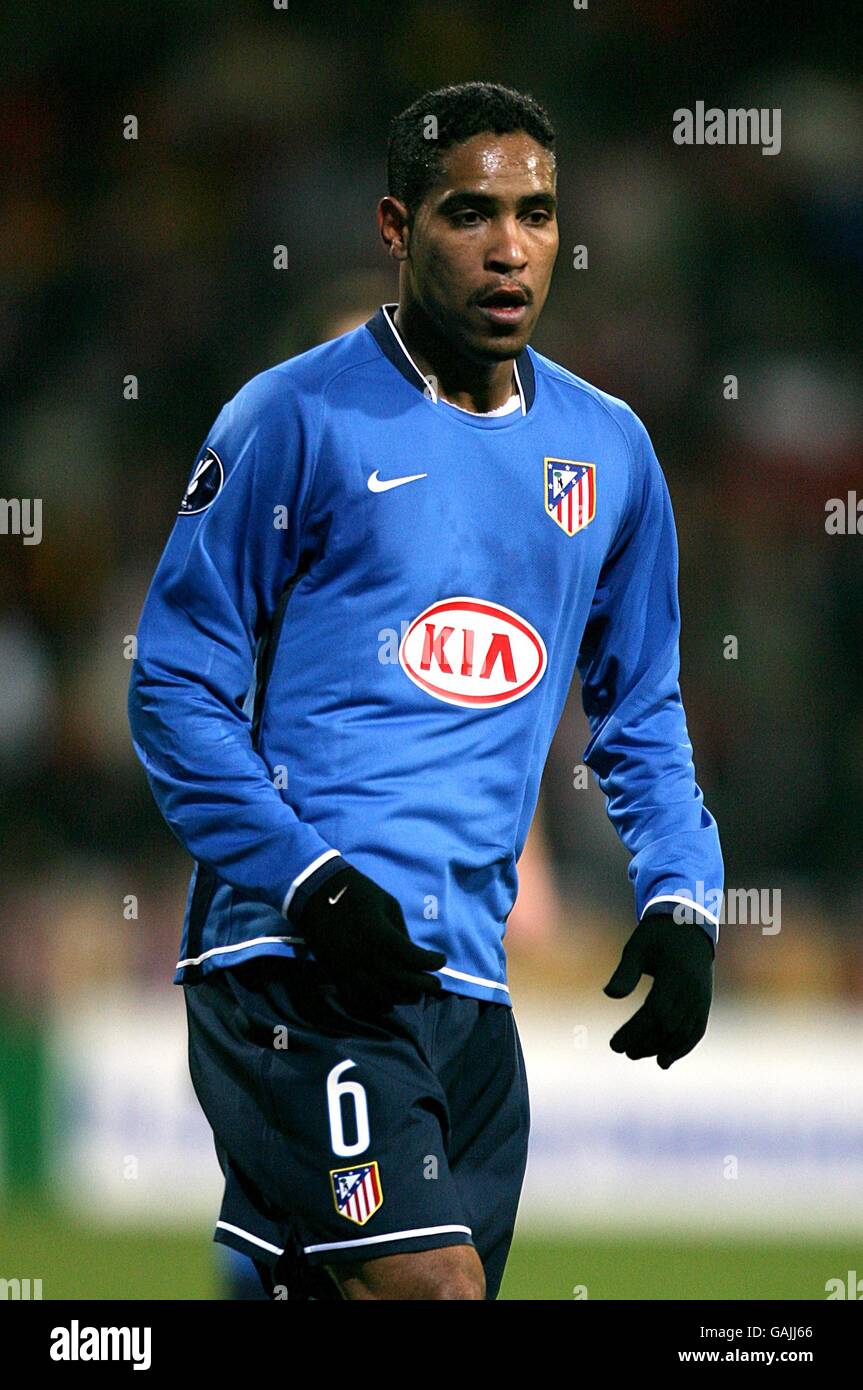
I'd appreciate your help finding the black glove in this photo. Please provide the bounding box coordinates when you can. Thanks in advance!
[293,865,446,1015]
[603,913,714,1069]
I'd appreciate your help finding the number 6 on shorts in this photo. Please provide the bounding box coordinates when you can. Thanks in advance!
[326,1059,370,1157]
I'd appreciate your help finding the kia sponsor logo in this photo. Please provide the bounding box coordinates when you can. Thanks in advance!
[399,597,547,708]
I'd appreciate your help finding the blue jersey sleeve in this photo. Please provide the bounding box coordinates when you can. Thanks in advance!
[127,371,347,918]
[576,413,724,944]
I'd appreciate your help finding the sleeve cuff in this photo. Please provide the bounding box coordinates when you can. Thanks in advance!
[281,850,350,923]
[640,894,720,947]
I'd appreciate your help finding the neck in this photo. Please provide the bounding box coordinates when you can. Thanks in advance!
[393,299,517,414]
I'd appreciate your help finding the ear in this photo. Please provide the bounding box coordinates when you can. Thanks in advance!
[377,196,410,262]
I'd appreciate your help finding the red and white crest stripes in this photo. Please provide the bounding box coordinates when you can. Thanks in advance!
[330,1161,384,1226]
[544,457,596,536]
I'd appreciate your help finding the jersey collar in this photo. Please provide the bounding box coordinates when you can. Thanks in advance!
[364,303,536,416]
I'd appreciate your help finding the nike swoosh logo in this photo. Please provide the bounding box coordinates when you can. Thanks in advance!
[367,469,428,493]
[328,885,348,906]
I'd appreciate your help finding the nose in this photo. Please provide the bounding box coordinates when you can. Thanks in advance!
[485,216,529,272]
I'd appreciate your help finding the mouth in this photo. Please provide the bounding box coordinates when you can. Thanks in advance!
[476,286,529,328]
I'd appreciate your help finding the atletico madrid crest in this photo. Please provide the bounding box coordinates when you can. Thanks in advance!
[544,457,596,536]
[330,1161,383,1226]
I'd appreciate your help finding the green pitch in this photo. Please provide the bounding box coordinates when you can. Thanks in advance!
[0,1206,858,1299]
[499,1234,862,1300]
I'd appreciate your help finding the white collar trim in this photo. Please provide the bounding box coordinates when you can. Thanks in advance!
[381,303,527,417]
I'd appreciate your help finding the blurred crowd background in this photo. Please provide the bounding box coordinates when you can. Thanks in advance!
[0,0,861,1288]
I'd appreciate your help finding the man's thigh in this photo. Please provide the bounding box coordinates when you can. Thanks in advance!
[326,1244,486,1300]
[184,957,478,1292]
[325,999,530,1301]
[436,997,531,1299]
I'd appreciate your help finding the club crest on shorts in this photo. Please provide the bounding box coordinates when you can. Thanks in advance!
[330,1161,383,1225]
[544,457,596,536]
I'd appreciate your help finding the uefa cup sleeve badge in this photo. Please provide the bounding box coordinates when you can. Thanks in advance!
[179,447,224,515]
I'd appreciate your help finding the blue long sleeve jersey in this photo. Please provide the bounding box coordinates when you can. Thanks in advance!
[128,304,723,1004]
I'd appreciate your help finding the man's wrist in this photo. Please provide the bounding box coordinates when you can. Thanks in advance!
[640,895,719,950]
[282,852,351,924]
[640,907,716,959]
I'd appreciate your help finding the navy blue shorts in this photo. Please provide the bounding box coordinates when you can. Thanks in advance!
[183,957,530,1300]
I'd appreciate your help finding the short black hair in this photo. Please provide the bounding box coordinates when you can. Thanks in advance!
[387,82,556,219]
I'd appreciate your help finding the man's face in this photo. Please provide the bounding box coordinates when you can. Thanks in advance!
[403,130,559,361]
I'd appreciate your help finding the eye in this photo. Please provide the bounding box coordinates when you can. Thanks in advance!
[452,210,483,226]
[524,210,552,224]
